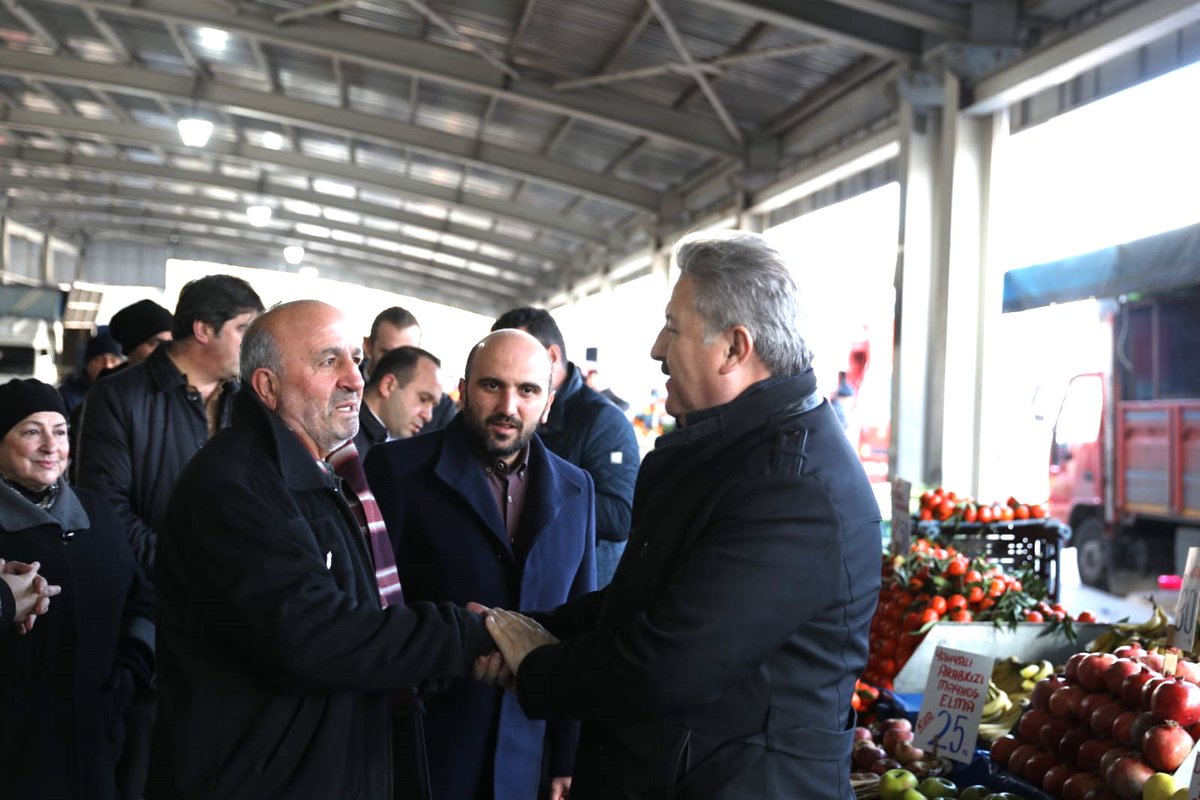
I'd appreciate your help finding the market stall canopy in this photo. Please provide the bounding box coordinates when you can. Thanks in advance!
[1002,221,1200,313]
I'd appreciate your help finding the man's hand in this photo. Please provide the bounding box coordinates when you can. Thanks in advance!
[484,608,558,677]
[466,602,515,689]
[0,559,62,634]
[549,776,572,800]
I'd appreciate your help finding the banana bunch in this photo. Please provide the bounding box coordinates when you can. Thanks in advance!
[978,680,1023,742]
[1087,604,1171,654]
[992,657,1054,696]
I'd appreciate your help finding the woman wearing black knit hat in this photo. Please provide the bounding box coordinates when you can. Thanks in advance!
[0,378,154,800]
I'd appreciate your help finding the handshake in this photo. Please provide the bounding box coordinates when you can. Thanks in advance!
[467,605,559,690]
[1,558,62,635]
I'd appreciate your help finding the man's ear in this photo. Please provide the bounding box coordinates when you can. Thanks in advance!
[194,319,216,345]
[457,378,467,411]
[251,368,280,411]
[546,343,563,369]
[718,325,755,376]
[540,388,556,425]
[377,373,397,399]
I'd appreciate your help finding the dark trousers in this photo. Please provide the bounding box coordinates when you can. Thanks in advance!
[117,682,155,800]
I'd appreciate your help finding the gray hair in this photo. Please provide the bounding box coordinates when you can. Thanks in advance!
[239,303,287,383]
[675,232,811,376]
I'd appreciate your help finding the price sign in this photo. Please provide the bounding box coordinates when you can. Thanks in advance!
[913,646,995,764]
[1172,547,1200,652]
[1190,746,1200,800]
[890,478,913,556]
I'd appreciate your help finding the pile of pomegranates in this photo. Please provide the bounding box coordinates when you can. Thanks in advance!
[989,644,1200,799]
[852,717,952,779]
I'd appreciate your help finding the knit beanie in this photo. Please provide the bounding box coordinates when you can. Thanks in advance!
[108,299,173,354]
[0,379,68,437]
[84,332,123,362]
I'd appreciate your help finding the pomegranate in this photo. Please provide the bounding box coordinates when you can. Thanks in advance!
[878,717,913,733]
[1176,659,1200,684]
[869,757,901,775]
[1061,772,1105,800]
[1065,652,1090,682]
[1032,675,1071,710]
[1114,643,1147,659]
[1090,700,1125,738]
[1050,685,1089,719]
[853,727,873,742]
[1018,708,1053,742]
[852,744,887,769]
[1042,763,1075,795]
[1076,737,1119,772]
[1078,653,1119,690]
[1099,746,1138,775]
[1040,717,1079,752]
[1111,710,1140,745]
[1103,754,1156,798]
[1140,651,1166,673]
[1105,659,1144,696]
[1130,711,1163,748]
[1058,727,1090,766]
[1141,719,1195,771]
[1008,743,1042,777]
[1080,691,1117,721]
[1023,750,1058,785]
[1151,677,1200,725]
[990,734,1020,766]
[1122,669,1161,709]
[1142,676,1171,711]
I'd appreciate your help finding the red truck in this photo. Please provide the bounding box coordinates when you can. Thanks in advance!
[1048,290,1200,588]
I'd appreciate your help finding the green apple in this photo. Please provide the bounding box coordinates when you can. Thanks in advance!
[900,790,926,800]
[917,776,958,797]
[958,787,990,800]
[879,769,919,800]
[982,794,1025,800]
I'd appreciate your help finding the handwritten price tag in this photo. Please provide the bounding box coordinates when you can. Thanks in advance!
[1172,547,1200,652]
[913,646,995,764]
[891,478,913,556]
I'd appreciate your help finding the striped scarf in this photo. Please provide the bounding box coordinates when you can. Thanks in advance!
[327,440,404,608]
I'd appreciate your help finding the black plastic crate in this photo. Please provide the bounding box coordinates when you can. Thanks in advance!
[914,518,1072,600]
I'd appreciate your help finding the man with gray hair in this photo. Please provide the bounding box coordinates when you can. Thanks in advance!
[481,233,882,799]
[150,300,495,800]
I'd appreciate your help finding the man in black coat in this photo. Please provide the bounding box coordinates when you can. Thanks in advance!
[353,345,444,456]
[485,233,882,800]
[149,300,495,800]
[491,308,639,586]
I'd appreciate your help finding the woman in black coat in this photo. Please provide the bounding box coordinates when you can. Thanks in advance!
[0,379,154,800]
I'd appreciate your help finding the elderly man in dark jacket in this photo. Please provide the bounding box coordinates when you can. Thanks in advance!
[491,308,639,586]
[149,301,495,800]
[485,233,882,800]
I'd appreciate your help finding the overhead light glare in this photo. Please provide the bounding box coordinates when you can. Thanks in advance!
[261,131,284,150]
[298,266,318,280]
[246,205,273,227]
[283,245,305,264]
[198,28,228,51]
[177,117,213,147]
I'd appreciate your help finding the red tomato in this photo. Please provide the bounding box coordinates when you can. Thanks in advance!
[963,569,983,585]
[947,593,967,611]
[1076,611,1097,623]
[946,558,966,577]
[1025,611,1044,622]
[919,608,940,625]
[977,506,994,524]
[929,596,947,616]
[949,609,973,622]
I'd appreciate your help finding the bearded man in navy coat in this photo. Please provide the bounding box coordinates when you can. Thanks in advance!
[365,329,596,800]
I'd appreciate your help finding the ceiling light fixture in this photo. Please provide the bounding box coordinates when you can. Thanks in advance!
[246,205,273,227]
[298,266,318,280]
[197,27,228,51]
[261,131,284,150]
[177,117,214,147]
[283,245,305,264]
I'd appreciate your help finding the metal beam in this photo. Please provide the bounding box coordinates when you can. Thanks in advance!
[0,106,611,242]
[0,145,568,262]
[0,0,62,52]
[275,0,359,25]
[687,0,923,60]
[44,0,740,158]
[11,202,530,300]
[81,6,137,64]
[822,0,967,38]
[966,0,1200,114]
[506,0,539,63]
[164,20,207,77]
[400,0,520,81]
[0,48,661,212]
[2,174,541,279]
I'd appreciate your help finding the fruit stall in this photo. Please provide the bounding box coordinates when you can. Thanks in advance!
[849,486,1199,799]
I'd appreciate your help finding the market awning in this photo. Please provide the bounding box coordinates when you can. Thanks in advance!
[1002,221,1200,313]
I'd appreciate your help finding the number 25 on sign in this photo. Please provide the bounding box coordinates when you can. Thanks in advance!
[913,646,994,765]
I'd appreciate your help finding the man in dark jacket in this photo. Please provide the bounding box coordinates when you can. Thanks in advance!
[485,233,882,800]
[491,308,639,586]
[149,300,495,800]
[353,345,444,455]
[76,276,263,581]
[365,330,595,800]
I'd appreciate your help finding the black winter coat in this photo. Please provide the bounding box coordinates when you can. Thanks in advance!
[75,345,238,581]
[539,362,640,543]
[515,371,882,800]
[0,482,155,800]
[148,391,494,800]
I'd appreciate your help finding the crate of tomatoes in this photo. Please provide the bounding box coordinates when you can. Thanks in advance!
[914,489,1071,600]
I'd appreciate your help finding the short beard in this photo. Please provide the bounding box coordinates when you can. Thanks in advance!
[469,412,533,459]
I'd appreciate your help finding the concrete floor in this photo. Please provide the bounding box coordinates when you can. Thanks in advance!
[1058,545,1176,626]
